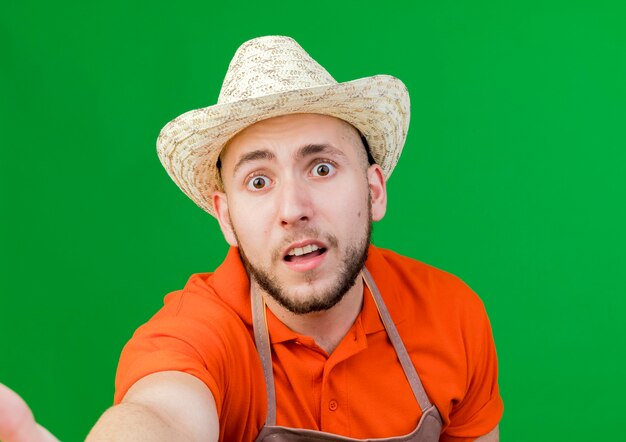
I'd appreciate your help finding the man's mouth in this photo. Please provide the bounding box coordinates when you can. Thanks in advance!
[284,243,327,262]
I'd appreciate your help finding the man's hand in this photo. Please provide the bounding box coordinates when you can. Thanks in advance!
[0,383,59,442]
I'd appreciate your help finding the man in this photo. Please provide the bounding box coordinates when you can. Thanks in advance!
[0,36,502,441]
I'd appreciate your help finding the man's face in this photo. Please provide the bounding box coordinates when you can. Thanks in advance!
[213,114,387,314]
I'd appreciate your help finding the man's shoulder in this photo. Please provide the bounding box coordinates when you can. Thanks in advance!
[136,270,252,347]
[373,246,453,274]
[155,248,253,327]
[115,270,260,408]
[369,245,485,310]
[156,272,227,318]
[371,245,470,288]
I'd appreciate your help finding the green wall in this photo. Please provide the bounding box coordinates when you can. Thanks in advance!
[1,1,624,440]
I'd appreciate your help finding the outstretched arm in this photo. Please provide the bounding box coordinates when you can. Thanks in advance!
[87,371,219,441]
[0,371,219,442]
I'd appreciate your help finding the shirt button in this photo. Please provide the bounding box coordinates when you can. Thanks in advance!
[329,400,338,411]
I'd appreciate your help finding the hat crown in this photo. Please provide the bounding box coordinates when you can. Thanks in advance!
[218,36,337,104]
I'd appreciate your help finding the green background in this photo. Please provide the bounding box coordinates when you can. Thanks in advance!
[1,0,625,440]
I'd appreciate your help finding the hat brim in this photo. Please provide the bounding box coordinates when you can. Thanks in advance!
[156,74,410,217]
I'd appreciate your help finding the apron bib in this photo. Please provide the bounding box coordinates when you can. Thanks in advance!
[251,267,442,442]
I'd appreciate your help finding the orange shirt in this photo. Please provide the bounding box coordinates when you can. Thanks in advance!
[115,245,503,441]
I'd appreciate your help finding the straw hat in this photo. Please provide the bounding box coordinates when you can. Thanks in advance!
[157,35,410,217]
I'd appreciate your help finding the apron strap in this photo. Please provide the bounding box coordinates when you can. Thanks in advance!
[251,286,277,426]
[251,267,434,427]
[361,268,433,412]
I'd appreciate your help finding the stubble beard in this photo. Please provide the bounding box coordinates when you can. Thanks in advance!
[236,216,372,315]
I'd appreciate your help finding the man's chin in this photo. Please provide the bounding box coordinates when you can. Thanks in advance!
[266,274,361,315]
[267,291,346,315]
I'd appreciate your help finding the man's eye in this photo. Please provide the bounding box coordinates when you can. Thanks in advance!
[247,175,270,190]
[311,162,335,177]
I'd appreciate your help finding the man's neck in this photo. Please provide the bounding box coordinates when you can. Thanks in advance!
[254,278,365,355]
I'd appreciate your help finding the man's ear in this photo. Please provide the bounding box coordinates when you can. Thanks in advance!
[212,191,238,246]
[367,164,387,222]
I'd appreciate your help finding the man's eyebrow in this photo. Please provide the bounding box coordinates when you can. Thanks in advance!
[296,143,347,160]
[232,149,276,175]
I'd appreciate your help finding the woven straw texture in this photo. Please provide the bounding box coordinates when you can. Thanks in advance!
[157,36,410,217]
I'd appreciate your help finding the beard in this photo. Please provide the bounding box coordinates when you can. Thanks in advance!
[236,217,372,315]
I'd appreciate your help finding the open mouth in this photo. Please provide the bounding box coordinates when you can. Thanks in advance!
[284,244,327,262]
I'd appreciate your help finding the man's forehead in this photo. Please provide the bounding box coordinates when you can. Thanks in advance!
[219,113,361,163]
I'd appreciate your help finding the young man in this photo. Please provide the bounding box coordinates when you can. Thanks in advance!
[0,36,502,441]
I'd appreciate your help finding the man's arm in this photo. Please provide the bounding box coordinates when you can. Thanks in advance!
[474,424,499,442]
[87,371,218,442]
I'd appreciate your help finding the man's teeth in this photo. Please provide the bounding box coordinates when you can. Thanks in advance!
[288,244,320,257]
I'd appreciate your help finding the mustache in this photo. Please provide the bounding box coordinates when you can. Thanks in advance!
[271,228,339,262]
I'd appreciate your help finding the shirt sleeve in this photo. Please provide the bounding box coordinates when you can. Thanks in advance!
[441,293,504,441]
[113,290,231,415]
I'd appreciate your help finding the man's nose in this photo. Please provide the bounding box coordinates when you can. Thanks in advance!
[277,177,312,227]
